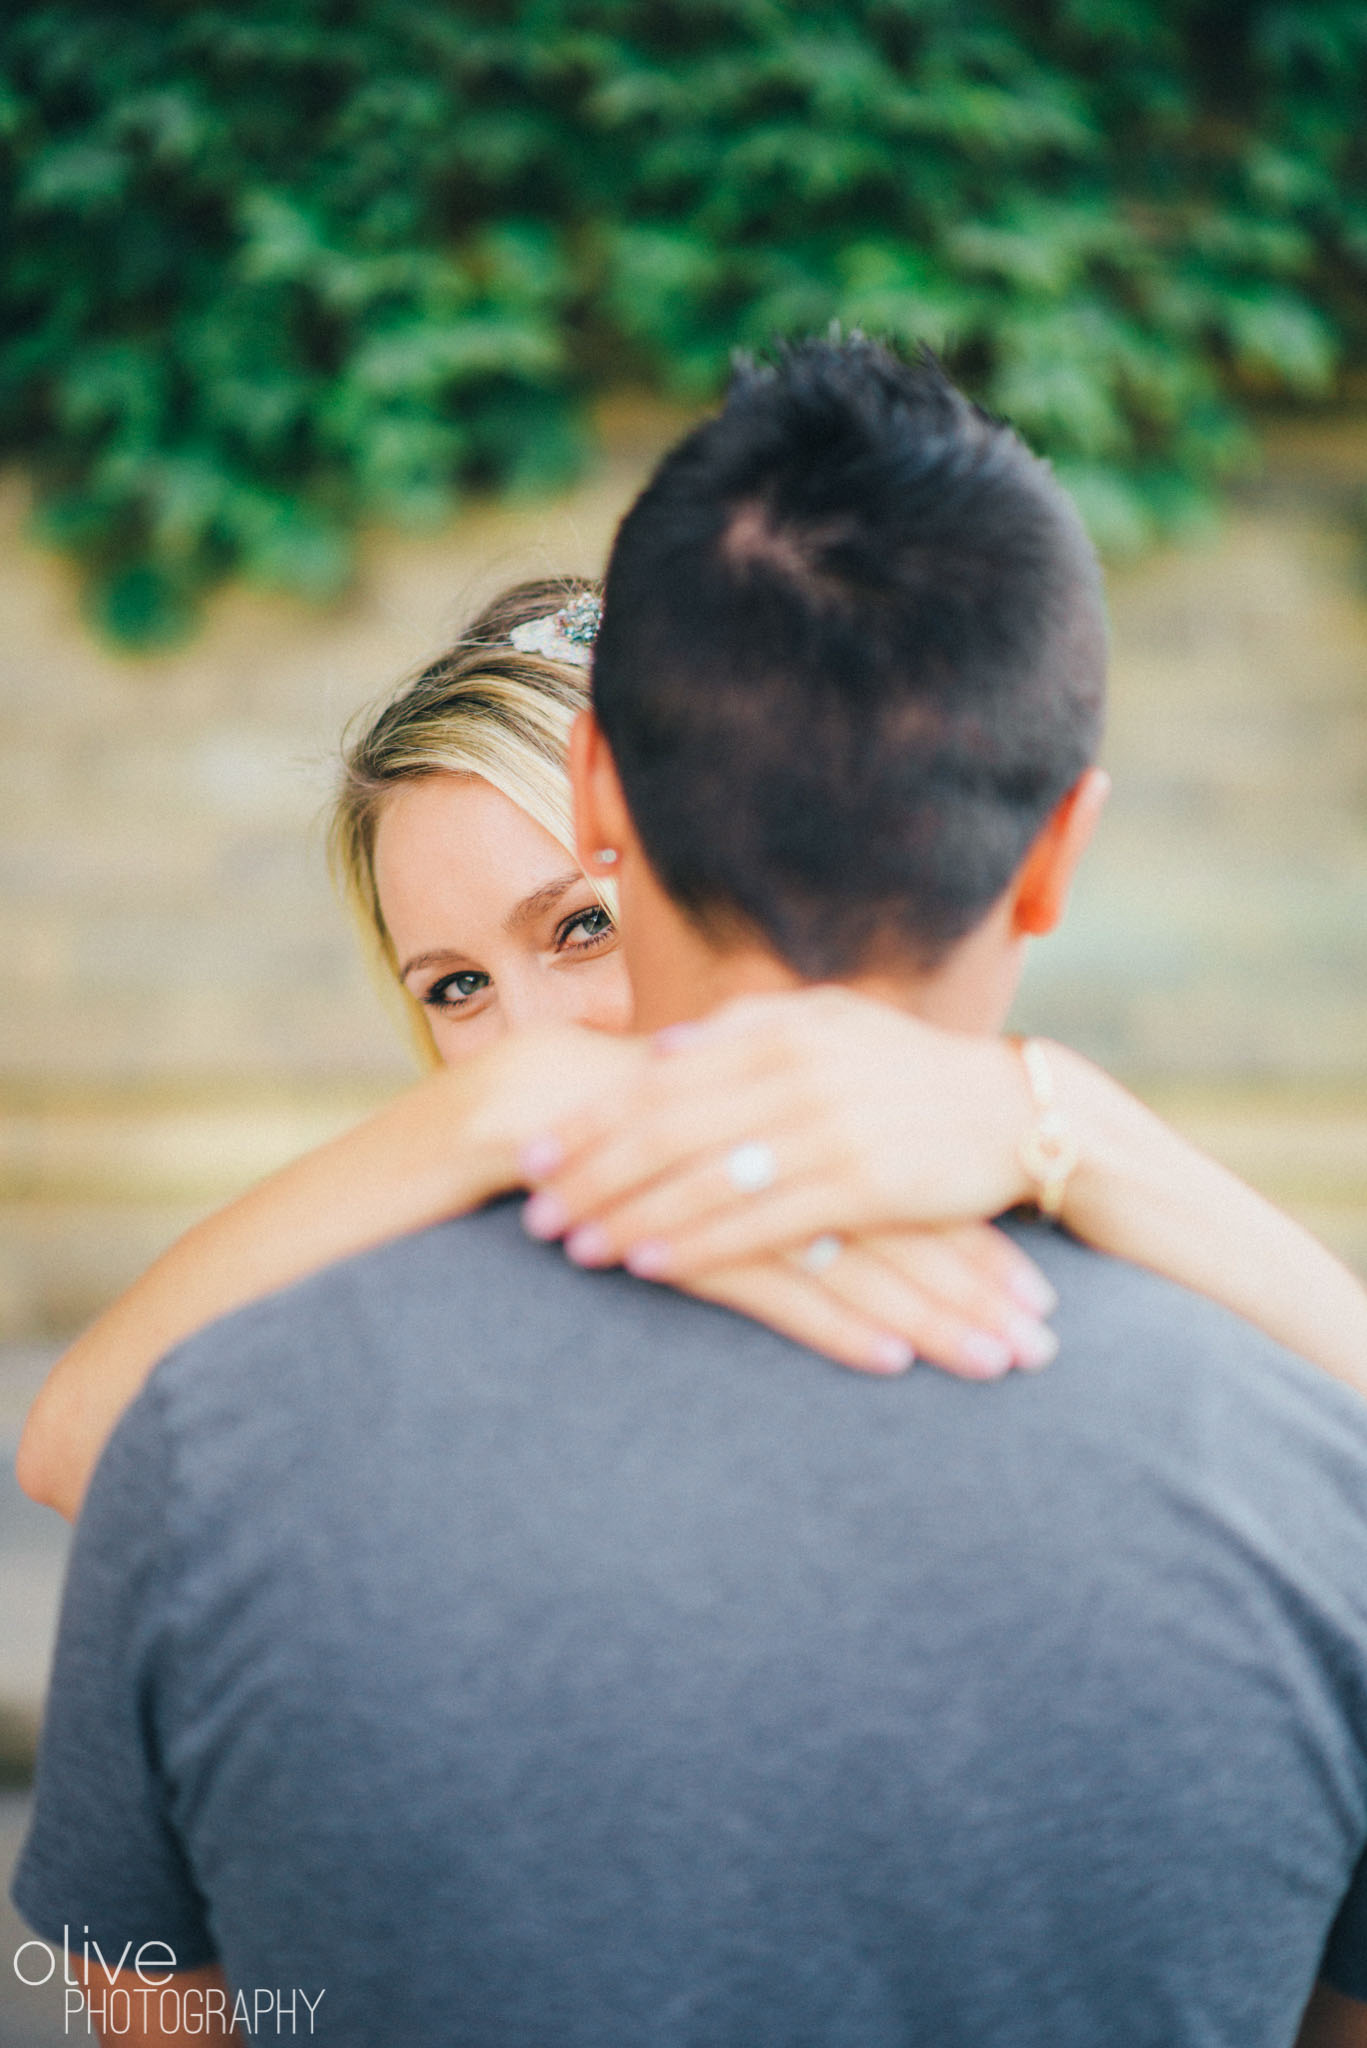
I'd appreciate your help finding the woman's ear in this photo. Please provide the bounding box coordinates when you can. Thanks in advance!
[1011,767,1111,938]
[569,710,635,875]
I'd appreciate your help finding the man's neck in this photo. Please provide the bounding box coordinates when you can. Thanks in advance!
[622,884,1022,1039]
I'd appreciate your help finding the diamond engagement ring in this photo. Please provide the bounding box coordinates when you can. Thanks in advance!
[798,1233,843,1275]
[723,1140,778,1195]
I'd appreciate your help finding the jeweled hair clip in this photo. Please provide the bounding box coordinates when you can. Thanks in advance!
[508,592,603,669]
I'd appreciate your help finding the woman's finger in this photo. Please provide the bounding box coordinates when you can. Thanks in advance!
[932,1221,1059,1317]
[681,1259,914,1377]
[565,1169,874,1278]
[527,1016,796,1177]
[868,1225,1059,1340]
[677,1238,1049,1383]
[825,1236,1056,1375]
[525,1079,851,1250]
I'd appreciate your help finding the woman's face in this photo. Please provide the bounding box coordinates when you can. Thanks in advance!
[373,772,633,1063]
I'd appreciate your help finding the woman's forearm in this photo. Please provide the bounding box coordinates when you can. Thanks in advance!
[1049,1045,1367,1396]
[16,1058,524,1520]
[516,991,1367,1398]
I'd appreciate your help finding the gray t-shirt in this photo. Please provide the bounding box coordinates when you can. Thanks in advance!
[14,1205,1367,2045]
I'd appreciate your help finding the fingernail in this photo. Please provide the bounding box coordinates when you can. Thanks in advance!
[868,1336,915,1375]
[652,1022,704,1055]
[522,1191,568,1240]
[565,1224,612,1268]
[1007,1266,1058,1316]
[957,1332,1014,1379]
[1005,1315,1059,1371]
[624,1239,671,1279]
[519,1135,564,1182]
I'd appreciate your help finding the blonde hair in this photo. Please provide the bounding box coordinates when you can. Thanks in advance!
[330,576,600,1065]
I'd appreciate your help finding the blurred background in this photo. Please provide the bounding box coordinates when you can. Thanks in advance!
[2,5,1366,2036]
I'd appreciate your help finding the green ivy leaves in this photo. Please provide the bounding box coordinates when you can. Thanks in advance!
[1,0,1364,643]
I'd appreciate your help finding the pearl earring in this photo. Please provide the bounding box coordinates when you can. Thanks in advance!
[594,848,619,866]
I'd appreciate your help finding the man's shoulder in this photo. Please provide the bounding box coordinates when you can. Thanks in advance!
[138,1196,715,1474]
[158,1201,1367,1449]
[161,1194,674,1376]
[1002,1220,1367,1572]
[147,1202,1367,1517]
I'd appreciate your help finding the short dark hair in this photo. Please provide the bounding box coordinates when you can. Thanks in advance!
[592,338,1107,978]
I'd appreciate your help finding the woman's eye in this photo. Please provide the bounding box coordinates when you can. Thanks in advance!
[557,904,616,950]
[423,969,490,1010]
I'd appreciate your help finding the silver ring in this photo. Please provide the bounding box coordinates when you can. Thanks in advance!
[723,1140,778,1195]
[798,1233,843,1276]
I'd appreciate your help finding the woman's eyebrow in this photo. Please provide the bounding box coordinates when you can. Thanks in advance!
[503,870,584,934]
[398,947,470,982]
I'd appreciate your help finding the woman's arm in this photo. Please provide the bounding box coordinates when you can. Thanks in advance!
[519,989,1367,1398]
[1047,1043,1367,1394]
[18,1021,1051,1521]
[17,1032,635,1520]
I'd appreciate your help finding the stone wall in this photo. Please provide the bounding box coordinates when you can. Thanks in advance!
[2,402,1365,1341]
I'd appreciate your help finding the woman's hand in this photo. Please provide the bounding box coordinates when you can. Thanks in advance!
[682,1221,1058,1381]
[519,989,1035,1274]
[459,1022,655,1185]
[519,987,1038,1254]
[515,987,1367,1399]
[516,989,1060,1375]
[480,1018,1056,1380]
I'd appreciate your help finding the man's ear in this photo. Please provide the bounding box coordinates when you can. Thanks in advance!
[569,709,635,874]
[1010,766,1111,938]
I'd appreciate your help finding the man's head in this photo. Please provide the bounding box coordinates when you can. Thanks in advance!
[573,337,1109,1029]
